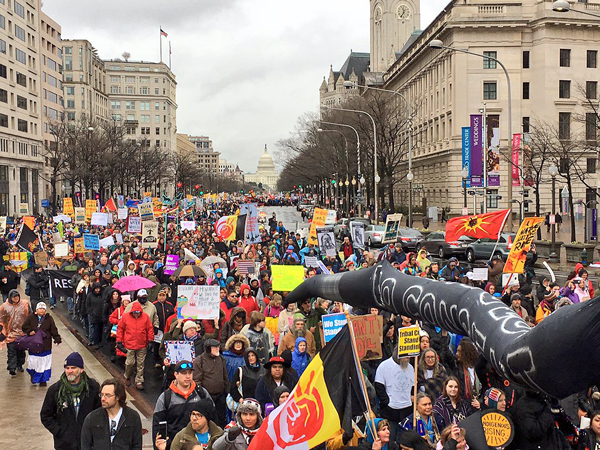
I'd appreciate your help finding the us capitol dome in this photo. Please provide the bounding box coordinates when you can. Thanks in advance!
[243,145,279,191]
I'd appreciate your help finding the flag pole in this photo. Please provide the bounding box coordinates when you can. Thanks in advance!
[412,320,419,428]
[345,312,377,439]
[169,40,172,69]
[159,26,163,63]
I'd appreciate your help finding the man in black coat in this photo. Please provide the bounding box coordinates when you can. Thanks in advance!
[81,378,142,450]
[27,264,49,310]
[40,352,101,450]
[0,264,20,302]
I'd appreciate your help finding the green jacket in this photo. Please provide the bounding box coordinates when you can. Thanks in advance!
[171,420,224,450]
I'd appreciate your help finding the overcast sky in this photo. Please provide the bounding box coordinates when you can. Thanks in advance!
[44,0,448,173]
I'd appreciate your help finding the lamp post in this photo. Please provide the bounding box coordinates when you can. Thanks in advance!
[549,163,559,262]
[318,128,348,214]
[461,166,469,213]
[321,105,379,223]
[553,0,600,18]
[430,40,513,227]
[343,81,413,226]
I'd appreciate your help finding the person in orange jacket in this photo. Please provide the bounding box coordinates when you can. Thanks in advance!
[238,283,259,317]
[116,301,153,390]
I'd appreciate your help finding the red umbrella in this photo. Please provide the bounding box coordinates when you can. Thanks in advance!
[113,275,156,293]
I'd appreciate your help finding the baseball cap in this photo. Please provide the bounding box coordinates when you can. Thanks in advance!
[137,289,148,297]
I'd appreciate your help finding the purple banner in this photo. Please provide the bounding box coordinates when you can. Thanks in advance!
[470,114,483,187]
[164,254,180,275]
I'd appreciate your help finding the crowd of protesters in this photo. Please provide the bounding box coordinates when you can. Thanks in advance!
[0,195,597,449]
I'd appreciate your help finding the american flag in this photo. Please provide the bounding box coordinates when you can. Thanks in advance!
[237,260,255,275]
[160,28,168,38]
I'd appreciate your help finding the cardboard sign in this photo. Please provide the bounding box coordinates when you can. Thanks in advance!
[181,220,196,231]
[350,314,383,360]
[99,236,115,249]
[142,221,159,248]
[503,217,544,274]
[271,265,305,292]
[176,285,221,319]
[137,202,154,221]
[304,256,319,268]
[472,267,488,281]
[164,255,180,275]
[63,197,74,217]
[165,341,196,365]
[127,216,142,234]
[54,242,69,258]
[91,212,109,227]
[117,208,128,220]
[240,203,261,244]
[85,199,98,222]
[350,221,366,250]
[481,412,514,448]
[34,251,48,267]
[83,234,100,251]
[117,195,125,209]
[0,216,6,235]
[19,202,29,215]
[115,233,123,244]
[74,207,86,224]
[398,325,421,357]
[383,213,403,244]
[322,313,347,344]
[308,208,328,246]
[316,226,337,257]
[74,237,85,254]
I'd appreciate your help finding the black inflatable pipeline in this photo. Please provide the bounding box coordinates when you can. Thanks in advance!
[285,261,600,399]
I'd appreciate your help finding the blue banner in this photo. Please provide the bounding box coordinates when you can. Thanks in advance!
[83,234,100,251]
[462,127,471,188]
[322,313,347,344]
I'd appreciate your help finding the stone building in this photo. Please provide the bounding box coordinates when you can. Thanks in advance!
[243,145,279,191]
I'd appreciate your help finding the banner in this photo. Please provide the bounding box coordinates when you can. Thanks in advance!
[176,285,221,319]
[503,217,544,274]
[63,197,74,217]
[83,234,100,251]
[103,197,117,212]
[164,255,180,275]
[180,220,196,231]
[383,213,403,244]
[47,269,75,299]
[349,221,365,250]
[240,203,261,244]
[85,199,98,222]
[127,216,142,234]
[462,127,471,188]
[512,133,521,187]
[522,133,533,187]
[308,208,328,246]
[272,265,305,292]
[142,221,159,248]
[398,325,421,357]
[470,114,483,187]
[16,223,40,252]
[322,313,347,344]
[350,314,383,360]
[152,197,163,216]
[138,202,154,221]
[487,127,501,187]
[316,226,336,257]
[4,252,29,272]
[74,207,86,224]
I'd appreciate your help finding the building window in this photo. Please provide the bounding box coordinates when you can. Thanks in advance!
[67,112,75,120]
[0,14,4,29]
[64,56,72,71]
[17,119,28,132]
[112,114,122,122]
[125,76,135,83]
[140,102,150,111]
[64,46,72,55]
[487,189,499,209]
[522,117,530,133]
[483,51,497,69]
[560,49,571,67]
[0,65,5,79]
[110,85,120,94]
[559,80,571,99]
[155,127,160,135]
[0,39,5,54]
[588,50,598,69]
[0,89,6,103]
[126,101,135,110]
[14,1,25,18]
[126,86,135,94]
[522,50,530,69]
[586,113,597,141]
[586,81,598,100]
[523,82,530,100]
[110,76,120,82]
[155,115,160,123]
[111,101,121,109]
[66,100,75,108]
[16,96,27,109]
[16,72,26,87]
[559,158,569,174]
[0,114,7,127]
[15,49,26,64]
[65,86,74,95]
[559,112,571,140]
[587,158,597,174]
[14,25,26,42]
[483,82,497,100]
[141,87,149,95]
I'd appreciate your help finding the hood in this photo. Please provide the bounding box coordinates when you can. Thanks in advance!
[229,306,247,325]
[225,276,235,285]
[240,283,251,297]
[538,275,549,286]
[225,333,250,351]
[366,418,385,446]
[244,347,261,367]
[129,301,143,315]
[484,282,495,293]
[294,337,307,352]
[92,282,103,291]
[215,269,223,277]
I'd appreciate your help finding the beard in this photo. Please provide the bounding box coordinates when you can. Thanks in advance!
[293,328,305,338]
[399,358,409,369]
[66,373,79,383]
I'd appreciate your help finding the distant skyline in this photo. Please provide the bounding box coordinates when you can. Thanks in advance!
[43,0,449,172]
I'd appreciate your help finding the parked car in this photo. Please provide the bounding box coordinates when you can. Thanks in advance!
[416,232,472,258]
[465,233,517,263]
[365,224,386,247]
[397,227,423,251]
[333,218,371,240]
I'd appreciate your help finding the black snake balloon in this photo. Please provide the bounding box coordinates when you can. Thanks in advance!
[285,261,600,399]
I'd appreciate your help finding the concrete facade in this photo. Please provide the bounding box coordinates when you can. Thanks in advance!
[188,135,220,173]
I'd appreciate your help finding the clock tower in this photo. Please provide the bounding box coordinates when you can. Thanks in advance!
[370,0,421,73]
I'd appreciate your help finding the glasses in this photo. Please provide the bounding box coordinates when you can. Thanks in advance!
[190,412,204,419]
[177,363,193,371]
[99,393,115,398]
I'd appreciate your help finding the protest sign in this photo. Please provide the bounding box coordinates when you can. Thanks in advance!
[117,195,125,209]
[181,220,196,231]
[0,216,6,235]
[503,217,544,274]
[19,203,29,215]
[350,221,366,250]
[138,202,154,221]
[53,215,72,224]
[481,412,514,448]
[398,325,421,357]
[176,285,220,319]
[74,207,86,224]
[142,221,159,248]
[350,314,383,360]
[308,208,328,246]
[52,232,62,244]
[152,197,163,216]
[54,242,69,257]
[317,260,331,274]
[322,313,347,344]
[165,341,196,365]
[317,226,337,257]
[74,237,85,254]
[304,256,319,268]
[34,251,48,267]
[83,234,100,251]
[127,216,142,234]
[325,209,337,225]
[91,212,109,227]
[502,273,519,288]
[117,208,128,220]
[115,233,123,244]
[240,203,261,244]
[383,214,403,243]
[472,267,488,281]
[63,197,74,217]
[164,255,180,275]
[85,199,98,222]
[271,265,305,292]
[99,236,115,249]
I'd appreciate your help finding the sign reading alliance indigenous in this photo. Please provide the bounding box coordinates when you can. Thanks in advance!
[445,209,510,242]
[503,217,544,274]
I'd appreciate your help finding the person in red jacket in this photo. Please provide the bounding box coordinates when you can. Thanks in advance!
[238,283,259,317]
[108,295,131,362]
[116,301,154,390]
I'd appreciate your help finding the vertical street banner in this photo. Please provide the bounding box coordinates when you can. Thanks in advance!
[85,199,98,222]
[470,114,483,187]
[522,133,534,187]
[512,133,521,187]
[503,217,544,274]
[487,127,501,187]
[63,198,74,217]
[462,127,471,188]
[240,203,261,244]
[142,220,159,248]
[308,208,328,246]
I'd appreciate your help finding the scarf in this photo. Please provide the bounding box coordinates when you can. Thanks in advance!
[415,410,440,445]
[57,372,90,413]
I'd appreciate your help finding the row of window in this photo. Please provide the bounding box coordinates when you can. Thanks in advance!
[0,114,31,133]
[110,100,166,111]
[109,76,165,84]
[109,86,167,95]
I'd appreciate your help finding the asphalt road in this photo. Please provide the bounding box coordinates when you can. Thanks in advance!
[261,205,308,233]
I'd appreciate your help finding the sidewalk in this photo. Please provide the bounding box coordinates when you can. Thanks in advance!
[0,300,153,449]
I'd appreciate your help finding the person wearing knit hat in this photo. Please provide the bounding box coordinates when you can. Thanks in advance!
[484,387,507,411]
[182,320,199,334]
[213,398,263,449]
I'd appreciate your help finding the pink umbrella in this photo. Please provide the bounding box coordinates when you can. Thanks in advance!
[113,275,156,293]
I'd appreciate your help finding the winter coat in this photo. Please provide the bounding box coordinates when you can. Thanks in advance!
[80,405,142,450]
[278,328,316,358]
[230,349,266,402]
[0,269,20,295]
[0,295,29,343]
[124,299,159,329]
[153,299,175,331]
[291,337,311,377]
[433,395,475,428]
[277,308,296,336]
[28,270,49,301]
[220,298,241,322]
[510,391,566,450]
[85,284,105,324]
[222,334,250,381]
[242,326,274,365]
[238,285,259,317]
[40,377,101,450]
[220,306,246,350]
[21,312,61,353]
[578,429,600,450]
[255,370,299,413]
[193,340,229,396]
[213,426,252,450]
[293,307,325,351]
[170,420,224,450]
[116,301,154,350]
[109,305,127,357]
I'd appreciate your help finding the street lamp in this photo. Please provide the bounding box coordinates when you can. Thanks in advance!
[553,0,600,18]
[318,128,349,214]
[549,163,559,262]
[461,166,469,211]
[430,39,513,228]
[406,171,414,227]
